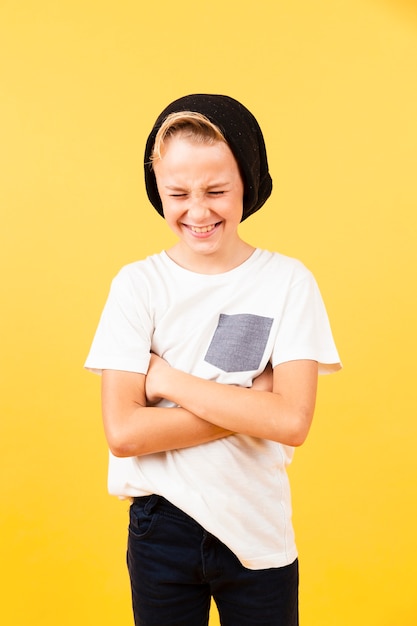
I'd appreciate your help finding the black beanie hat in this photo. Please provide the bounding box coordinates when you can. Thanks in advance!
[144,94,272,222]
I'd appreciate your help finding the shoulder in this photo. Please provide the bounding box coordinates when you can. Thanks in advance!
[254,248,312,282]
[112,252,167,288]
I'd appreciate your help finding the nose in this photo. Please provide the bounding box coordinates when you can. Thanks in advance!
[186,193,211,221]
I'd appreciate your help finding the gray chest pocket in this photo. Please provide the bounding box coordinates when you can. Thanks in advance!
[204,313,273,372]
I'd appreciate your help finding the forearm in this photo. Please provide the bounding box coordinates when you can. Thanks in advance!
[153,363,317,446]
[104,403,233,458]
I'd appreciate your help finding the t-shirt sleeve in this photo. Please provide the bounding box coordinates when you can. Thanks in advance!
[271,268,341,374]
[84,267,153,375]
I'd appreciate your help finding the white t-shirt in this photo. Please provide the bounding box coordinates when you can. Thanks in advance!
[85,248,341,569]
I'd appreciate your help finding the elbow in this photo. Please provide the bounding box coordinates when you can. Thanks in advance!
[105,427,141,458]
[292,403,315,446]
[287,427,309,447]
[276,407,314,447]
[103,407,147,457]
[108,443,132,458]
[107,436,134,458]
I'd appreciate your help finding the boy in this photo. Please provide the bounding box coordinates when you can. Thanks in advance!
[85,94,341,625]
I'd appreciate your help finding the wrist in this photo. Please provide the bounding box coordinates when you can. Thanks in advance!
[161,367,191,407]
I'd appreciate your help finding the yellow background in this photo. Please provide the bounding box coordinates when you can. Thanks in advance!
[1,1,416,624]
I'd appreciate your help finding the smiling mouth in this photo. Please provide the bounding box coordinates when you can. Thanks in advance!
[188,223,220,234]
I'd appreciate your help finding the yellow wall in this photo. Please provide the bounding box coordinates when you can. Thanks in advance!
[1,1,416,624]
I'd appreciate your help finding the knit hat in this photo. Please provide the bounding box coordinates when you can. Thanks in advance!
[144,94,272,221]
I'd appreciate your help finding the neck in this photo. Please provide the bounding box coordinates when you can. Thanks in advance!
[166,240,255,275]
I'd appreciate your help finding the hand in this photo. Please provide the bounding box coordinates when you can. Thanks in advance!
[251,362,273,392]
[145,353,171,405]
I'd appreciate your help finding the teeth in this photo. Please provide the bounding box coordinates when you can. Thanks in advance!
[190,224,216,233]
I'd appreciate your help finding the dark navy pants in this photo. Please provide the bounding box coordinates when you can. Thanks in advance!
[127,495,299,626]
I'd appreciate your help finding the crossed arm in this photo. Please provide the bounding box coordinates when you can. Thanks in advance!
[101,356,318,458]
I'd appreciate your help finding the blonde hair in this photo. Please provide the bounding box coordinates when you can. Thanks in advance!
[150,111,226,164]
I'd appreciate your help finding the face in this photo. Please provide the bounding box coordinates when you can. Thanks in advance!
[153,135,247,272]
